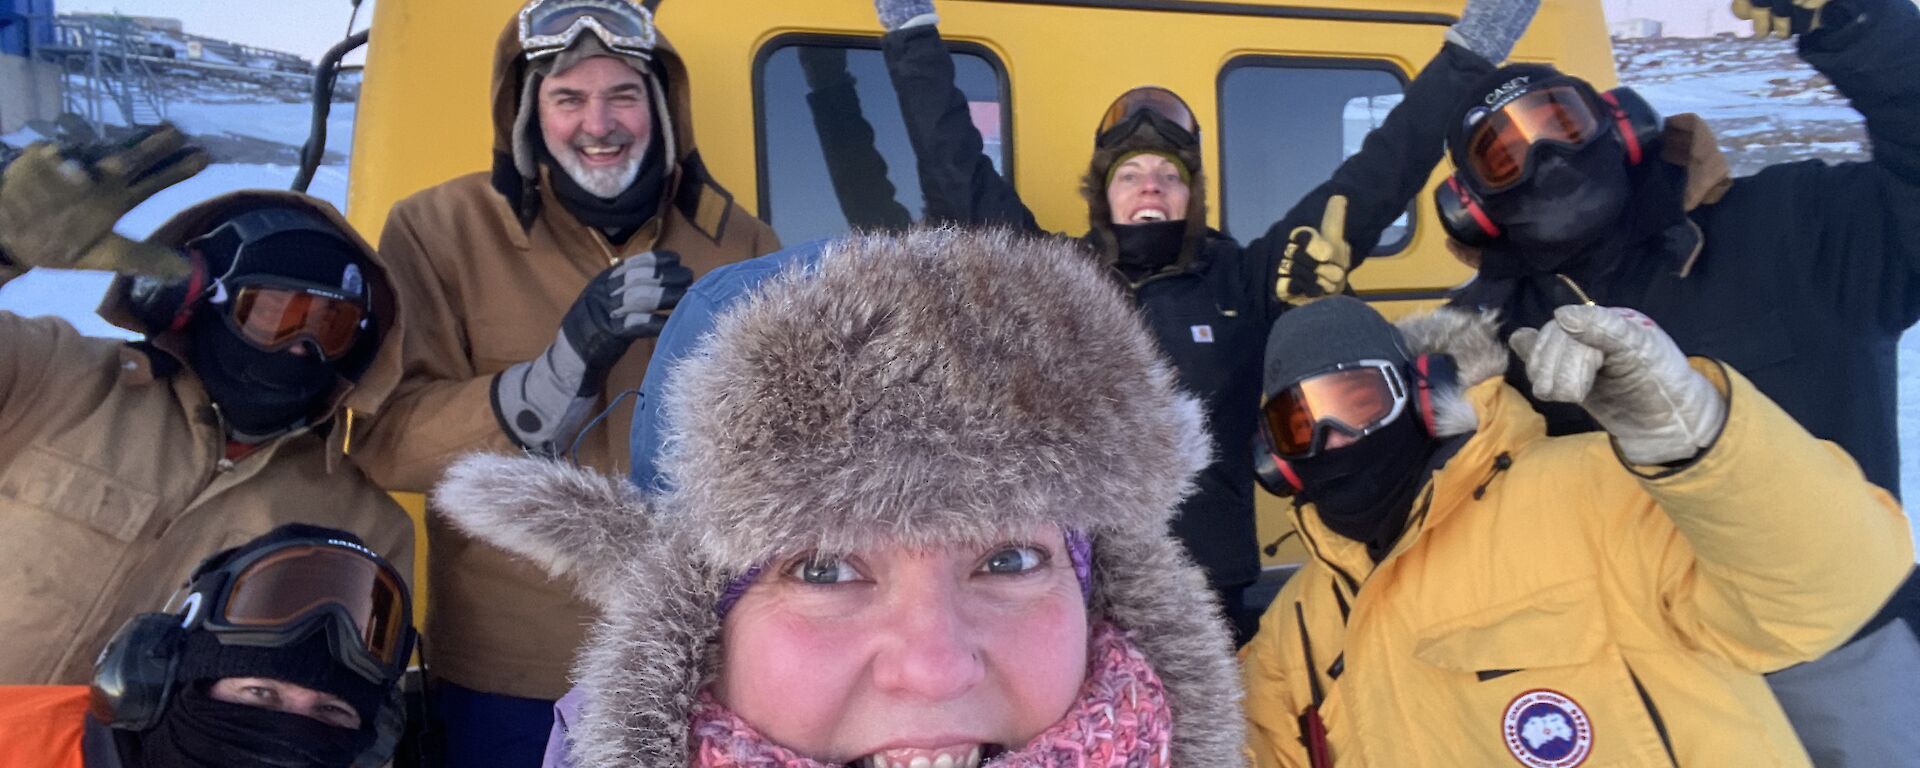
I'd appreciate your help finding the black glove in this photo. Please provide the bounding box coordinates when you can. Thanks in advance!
[125,247,214,334]
[493,251,693,454]
[561,250,694,387]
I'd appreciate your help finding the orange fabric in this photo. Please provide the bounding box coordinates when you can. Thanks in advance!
[0,686,89,768]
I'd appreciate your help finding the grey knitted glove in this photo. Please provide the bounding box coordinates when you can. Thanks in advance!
[875,0,938,31]
[1510,305,1727,466]
[1445,0,1543,63]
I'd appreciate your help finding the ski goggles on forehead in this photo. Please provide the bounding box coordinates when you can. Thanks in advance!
[520,0,658,62]
[186,542,413,684]
[1262,360,1409,458]
[224,280,366,360]
[1095,86,1199,148]
[1462,83,1605,194]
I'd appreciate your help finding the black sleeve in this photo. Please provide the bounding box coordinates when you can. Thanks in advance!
[799,49,914,231]
[880,24,1041,232]
[1240,42,1496,320]
[1764,0,1920,333]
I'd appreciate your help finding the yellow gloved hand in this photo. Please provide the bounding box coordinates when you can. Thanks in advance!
[0,125,209,279]
[1731,0,1826,39]
[1275,194,1353,305]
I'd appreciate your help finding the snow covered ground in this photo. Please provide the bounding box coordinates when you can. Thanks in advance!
[2,39,1918,547]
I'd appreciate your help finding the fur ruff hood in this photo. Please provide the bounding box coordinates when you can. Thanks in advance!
[434,228,1246,767]
[1392,304,1510,439]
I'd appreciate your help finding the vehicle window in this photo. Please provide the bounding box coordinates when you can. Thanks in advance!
[756,39,1010,244]
[1219,60,1412,255]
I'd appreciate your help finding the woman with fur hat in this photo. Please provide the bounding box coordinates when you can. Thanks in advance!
[865,0,1538,640]
[433,228,1247,767]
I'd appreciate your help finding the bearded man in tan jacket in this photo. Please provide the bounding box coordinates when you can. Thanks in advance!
[0,126,415,687]
[351,1,779,762]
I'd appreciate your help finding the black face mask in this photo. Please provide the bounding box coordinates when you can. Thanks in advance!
[1290,411,1433,560]
[1110,220,1187,273]
[137,686,371,768]
[1481,141,1632,264]
[188,312,338,440]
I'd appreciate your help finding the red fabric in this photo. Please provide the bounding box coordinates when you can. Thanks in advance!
[0,686,90,768]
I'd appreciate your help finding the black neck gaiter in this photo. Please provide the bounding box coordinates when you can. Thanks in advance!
[545,128,667,246]
[187,313,336,440]
[1290,414,1435,562]
[136,686,371,768]
[1106,220,1188,283]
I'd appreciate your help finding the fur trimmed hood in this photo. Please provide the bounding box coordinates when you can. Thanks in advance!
[433,229,1246,767]
[1393,304,1509,439]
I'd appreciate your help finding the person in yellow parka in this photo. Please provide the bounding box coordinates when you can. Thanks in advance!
[1241,296,1912,767]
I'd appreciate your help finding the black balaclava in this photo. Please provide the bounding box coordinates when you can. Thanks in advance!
[140,525,392,767]
[1110,219,1188,279]
[1264,297,1440,560]
[137,685,370,768]
[186,227,372,442]
[544,116,668,245]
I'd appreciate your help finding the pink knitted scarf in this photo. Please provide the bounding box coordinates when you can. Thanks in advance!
[689,622,1173,767]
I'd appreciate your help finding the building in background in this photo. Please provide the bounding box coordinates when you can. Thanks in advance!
[0,0,61,134]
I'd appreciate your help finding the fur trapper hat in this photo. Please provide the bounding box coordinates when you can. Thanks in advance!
[434,228,1246,767]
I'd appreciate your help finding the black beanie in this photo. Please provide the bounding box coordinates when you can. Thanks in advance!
[196,208,370,305]
[175,524,393,725]
[1263,296,1412,399]
[1446,63,1586,168]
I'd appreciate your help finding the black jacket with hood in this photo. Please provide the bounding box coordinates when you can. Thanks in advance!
[880,23,1495,589]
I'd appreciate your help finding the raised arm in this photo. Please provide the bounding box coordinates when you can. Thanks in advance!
[875,2,1041,231]
[1513,305,1912,668]
[1251,0,1535,313]
[1727,0,1920,333]
[798,46,914,231]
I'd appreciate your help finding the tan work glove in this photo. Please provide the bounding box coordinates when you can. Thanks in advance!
[0,125,209,279]
[1509,305,1728,466]
[1731,0,1826,39]
[1275,194,1353,306]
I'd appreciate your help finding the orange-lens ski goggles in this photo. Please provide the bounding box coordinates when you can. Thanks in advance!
[1262,360,1408,458]
[215,544,411,672]
[1096,86,1199,144]
[1464,84,1604,193]
[229,285,364,360]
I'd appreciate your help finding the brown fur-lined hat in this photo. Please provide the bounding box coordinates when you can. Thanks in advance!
[433,228,1246,767]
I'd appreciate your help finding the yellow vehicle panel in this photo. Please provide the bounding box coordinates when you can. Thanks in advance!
[351,0,1618,578]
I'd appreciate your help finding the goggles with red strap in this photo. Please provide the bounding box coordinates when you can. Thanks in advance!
[1261,360,1409,458]
[1460,81,1609,194]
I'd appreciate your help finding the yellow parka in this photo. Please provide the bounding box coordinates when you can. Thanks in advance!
[1242,309,1912,768]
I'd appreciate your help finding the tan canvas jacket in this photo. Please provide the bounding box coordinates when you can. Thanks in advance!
[352,19,778,698]
[0,192,415,684]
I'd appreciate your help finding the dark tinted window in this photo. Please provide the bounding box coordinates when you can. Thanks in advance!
[1219,61,1411,255]
[756,40,1009,244]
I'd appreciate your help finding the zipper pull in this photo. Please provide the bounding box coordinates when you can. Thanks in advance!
[1471,452,1513,500]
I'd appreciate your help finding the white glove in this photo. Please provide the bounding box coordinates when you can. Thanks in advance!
[1509,305,1727,465]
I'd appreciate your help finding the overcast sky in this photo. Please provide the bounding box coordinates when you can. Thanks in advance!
[52,0,1833,63]
[55,0,374,62]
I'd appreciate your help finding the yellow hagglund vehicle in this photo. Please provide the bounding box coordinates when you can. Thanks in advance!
[340,0,1616,588]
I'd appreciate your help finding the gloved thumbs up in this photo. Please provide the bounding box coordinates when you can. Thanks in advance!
[1511,305,1727,465]
[1275,194,1354,306]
